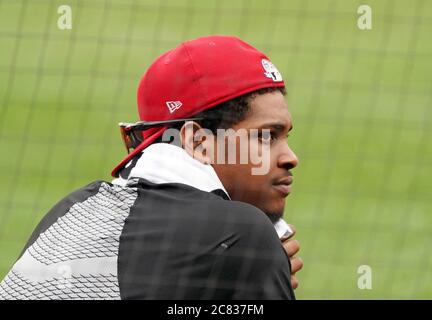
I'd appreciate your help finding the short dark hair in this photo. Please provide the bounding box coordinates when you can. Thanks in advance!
[154,86,286,143]
[194,86,286,134]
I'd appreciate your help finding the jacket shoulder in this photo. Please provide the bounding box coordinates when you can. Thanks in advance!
[18,180,107,258]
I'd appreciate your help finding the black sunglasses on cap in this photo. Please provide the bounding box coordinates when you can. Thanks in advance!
[118,117,204,153]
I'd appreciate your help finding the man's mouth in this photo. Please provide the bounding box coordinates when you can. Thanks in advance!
[272,176,293,197]
[273,184,292,197]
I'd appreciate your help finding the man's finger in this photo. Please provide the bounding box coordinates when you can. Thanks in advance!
[290,256,304,274]
[291,275,299,290]
[282,239,300,257]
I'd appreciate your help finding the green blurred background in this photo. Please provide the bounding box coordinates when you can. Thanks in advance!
[0,0,431,299]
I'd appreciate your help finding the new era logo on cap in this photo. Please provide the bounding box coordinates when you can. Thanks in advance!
[166,101,183,113]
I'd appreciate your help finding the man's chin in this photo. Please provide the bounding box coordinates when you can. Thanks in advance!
[246,197,284,220]
[265,211,284,223]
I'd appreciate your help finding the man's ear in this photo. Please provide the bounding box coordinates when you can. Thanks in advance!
[180,121,214,164]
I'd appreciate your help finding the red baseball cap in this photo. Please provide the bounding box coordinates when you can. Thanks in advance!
[112,35,285,177]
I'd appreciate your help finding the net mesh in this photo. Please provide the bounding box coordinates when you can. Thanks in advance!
[0,0,431,299]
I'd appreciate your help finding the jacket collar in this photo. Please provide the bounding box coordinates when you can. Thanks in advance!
[112,143,230,199]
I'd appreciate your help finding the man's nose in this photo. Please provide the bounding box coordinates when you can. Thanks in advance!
[277,145,299,170]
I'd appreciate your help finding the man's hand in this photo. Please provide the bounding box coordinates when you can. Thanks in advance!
[282,224,303,289]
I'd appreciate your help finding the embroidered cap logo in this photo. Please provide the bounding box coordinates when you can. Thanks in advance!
[166,101,183,113]
[262,59,283,82]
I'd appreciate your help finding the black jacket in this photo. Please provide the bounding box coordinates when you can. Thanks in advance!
[0,178,295,299]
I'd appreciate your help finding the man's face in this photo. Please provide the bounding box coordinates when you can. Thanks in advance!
[212,91,298,217]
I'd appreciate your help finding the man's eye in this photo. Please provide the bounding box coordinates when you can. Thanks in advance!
[259,131,277,143]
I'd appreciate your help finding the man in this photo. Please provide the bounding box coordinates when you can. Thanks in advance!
[0,35,302,299]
